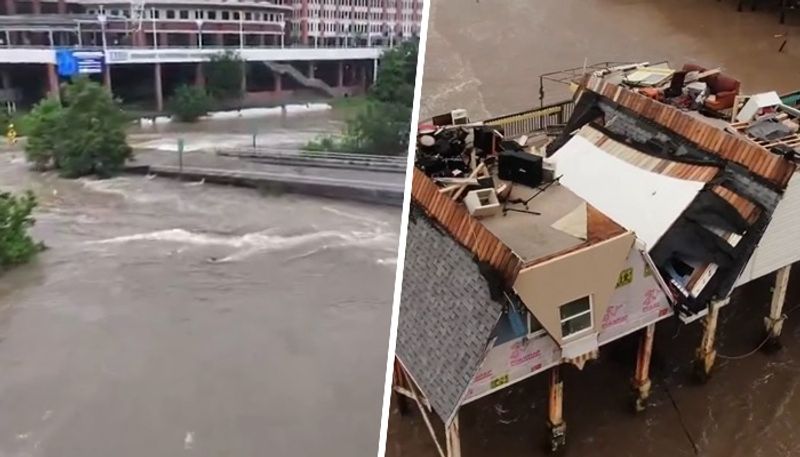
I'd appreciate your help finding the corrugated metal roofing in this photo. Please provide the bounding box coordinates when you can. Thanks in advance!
[582,75,796,187]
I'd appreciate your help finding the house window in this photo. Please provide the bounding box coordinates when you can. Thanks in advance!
[559,296,592,338]
[207,10,217,19]
[232,11,240,20]
[221,10,230,20]
[244,11,252,20]
[194,10,204,19]
[179,10,190,19]
[166,10,176,19]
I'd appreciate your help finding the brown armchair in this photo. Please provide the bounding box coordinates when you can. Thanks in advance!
[681,63,741,112]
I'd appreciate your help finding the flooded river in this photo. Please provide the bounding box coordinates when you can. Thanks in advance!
[389,1,800,456]
[0,109,400,457]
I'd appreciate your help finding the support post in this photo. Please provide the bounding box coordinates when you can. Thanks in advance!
[307,61,314,79]
[2,70,12,89]
[445,415,462,457]
[695,298,726,382]
[337,60,344,87]
[194,62,204,88]
[274,70,282,92]
[46,63,59,101]
[765,265,791,350]
[240,61,247,95]
[632,323,655,412]
[547,366,566,452]
[57,0,66,14]
[32,0,41,14]
[154,62,163,112]
[103,65,112,92]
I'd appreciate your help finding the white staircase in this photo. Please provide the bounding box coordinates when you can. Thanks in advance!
[262,61,337,97]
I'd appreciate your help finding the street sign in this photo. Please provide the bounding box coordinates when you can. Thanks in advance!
[56,50,105,77]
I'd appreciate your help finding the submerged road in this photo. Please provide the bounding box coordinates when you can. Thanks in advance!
[390,1,800,456]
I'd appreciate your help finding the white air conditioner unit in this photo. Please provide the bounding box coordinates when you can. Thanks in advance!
[451,109,469,125]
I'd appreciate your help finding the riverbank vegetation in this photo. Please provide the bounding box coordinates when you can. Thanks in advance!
[168,85,213,122]
[168,51,244,122]
[0,190,42,270]
[24,77,132,178]
[305,41,418,155]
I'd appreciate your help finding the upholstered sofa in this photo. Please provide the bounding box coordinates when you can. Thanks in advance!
[682,63,741,112]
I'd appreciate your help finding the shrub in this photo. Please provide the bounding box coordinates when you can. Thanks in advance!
[0,190,43,270]
[169,85,212,122]
[204,51,244,100]
[24,77,132,178]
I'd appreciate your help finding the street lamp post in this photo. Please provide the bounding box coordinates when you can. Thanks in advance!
[195,19,203,48]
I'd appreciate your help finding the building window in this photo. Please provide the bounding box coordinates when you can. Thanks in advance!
[233,11,240,20]
[244,11,252,20]
[179,10,190,19]
[207,10,217,19]
[166,9,176,19]
[221,10,230,20]
[194,10,204,19]
[559,296,592,338]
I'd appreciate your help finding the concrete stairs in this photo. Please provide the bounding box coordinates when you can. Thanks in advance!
[262,61,337,98]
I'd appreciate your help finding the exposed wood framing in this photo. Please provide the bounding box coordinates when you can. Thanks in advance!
[766,265,791,340]
[445,415,462,457]
[398,362,446,457]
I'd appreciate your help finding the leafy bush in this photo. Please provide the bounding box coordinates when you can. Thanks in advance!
[24,77,132,178]
[169,85,212,122]
[204,51,244,100]
[0,190,43,270]
[24,98,63,170]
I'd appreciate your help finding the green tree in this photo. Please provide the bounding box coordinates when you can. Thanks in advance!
[204,51,244,100]
[0,190,43,270]
[24,98,63,170]
[169,85,212,122]
[305,41,418,155]
[24,77,132,178]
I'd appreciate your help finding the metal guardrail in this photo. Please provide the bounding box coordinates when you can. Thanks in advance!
[217,147,407,173]
[483,99,575,139]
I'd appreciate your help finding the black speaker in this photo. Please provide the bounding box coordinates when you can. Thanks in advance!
[473,127,496,155]
[498,149,543,188]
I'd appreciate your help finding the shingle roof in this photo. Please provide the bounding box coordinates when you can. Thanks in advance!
[396,206,504,424]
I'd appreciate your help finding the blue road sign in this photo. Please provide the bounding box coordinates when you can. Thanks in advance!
[56,49,105,77]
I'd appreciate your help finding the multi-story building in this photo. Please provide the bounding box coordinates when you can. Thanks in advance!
[0,0,422,111]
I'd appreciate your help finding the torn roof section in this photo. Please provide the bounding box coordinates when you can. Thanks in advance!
[548,77,796,316]
[396,205,504,424]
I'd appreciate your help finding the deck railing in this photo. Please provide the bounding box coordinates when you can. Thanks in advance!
[483,99,574,139]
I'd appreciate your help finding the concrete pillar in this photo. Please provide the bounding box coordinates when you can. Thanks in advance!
[46,63,59,101]
[1,70,11,90]
[194,63,204,88]
[547,366,566,452]
[259,34,266,46]
[307,61,314,79]
[632,323,655,412]
[159,32,169,47]
[5,0,14,15]
[445,415,462,457]
[215,33,224,46]
[32,0,41,14]
[274,69,282,92]
[103,65,112,92]
[57,0,66,14]
[765,265,791,349]
[154,62,163,112]
[695,298,726,382]
[337,60,344,87]
[240,61,247,94]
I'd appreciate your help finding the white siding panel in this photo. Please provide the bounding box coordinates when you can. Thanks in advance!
[736,172,800,287]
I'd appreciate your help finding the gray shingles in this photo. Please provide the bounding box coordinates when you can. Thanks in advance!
[396,207,503,423]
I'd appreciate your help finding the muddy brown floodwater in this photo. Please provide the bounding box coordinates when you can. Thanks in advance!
[0,110,400,457]
[388,1,800,456]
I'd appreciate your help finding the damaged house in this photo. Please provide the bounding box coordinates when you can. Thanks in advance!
[394,67,798,456]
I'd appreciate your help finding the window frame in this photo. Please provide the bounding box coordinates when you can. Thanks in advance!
[559,295,593,340]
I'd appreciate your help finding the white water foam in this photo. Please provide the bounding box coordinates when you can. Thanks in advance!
[88,227,394,262]
[137,103,332,126]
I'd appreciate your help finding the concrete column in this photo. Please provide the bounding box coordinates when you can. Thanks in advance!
[307,61,314,79]
[548,366,566,452]
[194,63,204,88]
[159,32,169,47]
[32,0,41,14]
[154,62,163,112]
[1,70,11,90]
[103,65,112,92]
[46,64,59,101]
[445,415,462,457]
[57,0,66,14]
[259,34,266,46]
[215,33,224,46]
[274,70,282,92]
[337,60,344,87]
[240,61,247,95]
[5,0,15,15]
[695,298,726,382]
[765,265,791,349]
[632,323,655,412]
